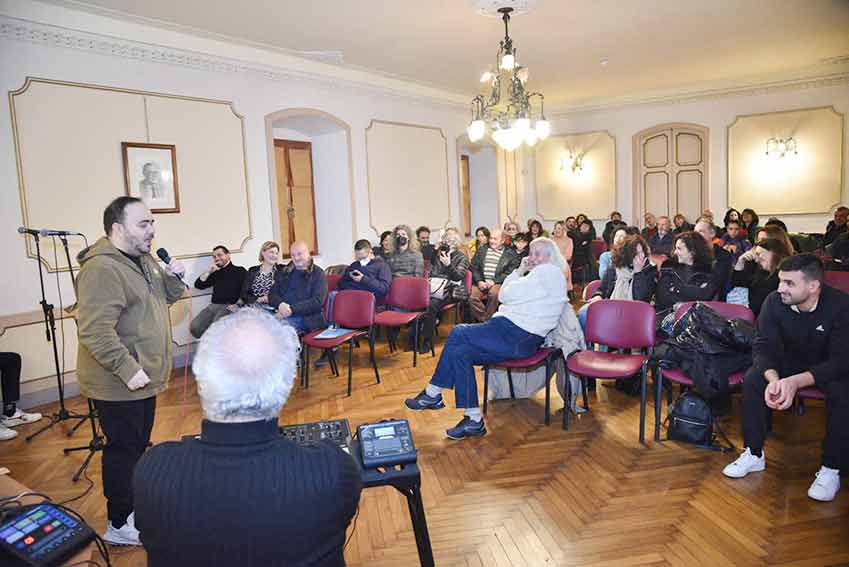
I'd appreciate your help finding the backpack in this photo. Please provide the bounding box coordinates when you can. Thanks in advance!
[667,391,713,446]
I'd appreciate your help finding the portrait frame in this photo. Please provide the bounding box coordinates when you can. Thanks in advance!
[122,142,181,213]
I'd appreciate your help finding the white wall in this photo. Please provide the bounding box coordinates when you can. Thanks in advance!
[466,146,499,232]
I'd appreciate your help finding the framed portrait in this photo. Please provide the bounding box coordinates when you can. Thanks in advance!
[122,142,181,213]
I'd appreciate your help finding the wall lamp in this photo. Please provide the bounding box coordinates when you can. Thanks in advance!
[765,137,797,158]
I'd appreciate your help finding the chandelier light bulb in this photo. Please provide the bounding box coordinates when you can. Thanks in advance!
[517,67,529,83]
[500,52,515,71]
[535,119,551,140]
[480,71,493,83]
[492,127,524,151]
[514,117,531,133]
[524,129,538,147]
[467,120,486,142]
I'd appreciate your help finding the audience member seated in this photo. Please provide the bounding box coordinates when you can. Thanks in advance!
[570,219,598,282]
[655,231,716,321]
[528,219,548,240]
[503,221,520,246]
[469,228,519,322]
[598,226,628,279]
[575,213,597,239]
[672,213,694,235]
[467,226,490,259]
[827,231,849,265]
[602,211,627,245]
[564,216,578,237]
[730,237,792,316]
[134,308,361,566]
[695,218,733,300]
[387,224,424,277]
[723,255,848,502]
[701,208,722,236]
[641,212,658,241]
[416,225,436,266]
[578,234,657,330]
[269,241,327,333]
[513,233,530,260]
[240,240,283,308]
[823,205,848,247]
[0,350,42,441]
[339,239,392,303]
[720,219,752,263]
[550,220,574,292]
[764,217,802,252]
[414,228,470,353]
[190,245,247,338]
[741,208,760,243]
[374,230,393,260]
[649,215,675,256]
[723,208,745,237]
[404,238,568,439]
[754,225,796,257]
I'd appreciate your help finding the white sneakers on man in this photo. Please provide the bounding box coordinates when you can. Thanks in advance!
[102,512,141,546]
[722,447,766,478]
[807,466,841,502]
[0,425,17,441]
[0,409,43,441]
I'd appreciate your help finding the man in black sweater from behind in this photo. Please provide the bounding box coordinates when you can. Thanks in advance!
[723,255,849,502]
[134,309,361,566]
[190,245,247,338]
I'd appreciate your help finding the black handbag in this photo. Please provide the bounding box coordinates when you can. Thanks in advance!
[667,392,713,446]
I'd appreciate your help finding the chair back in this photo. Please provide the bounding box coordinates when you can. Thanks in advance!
[825,271,849,294]
[332,290,375,329]
[673,301,755,324]
[590,239,607,260]
[582,279,602,301]
[384,277,429,311]
[326,273,342,293]
[464,268,473,292]
[585,299,656,349]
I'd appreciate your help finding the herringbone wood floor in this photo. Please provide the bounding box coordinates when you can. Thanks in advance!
[2,315,848,566]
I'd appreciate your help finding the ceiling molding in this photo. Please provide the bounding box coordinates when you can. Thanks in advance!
[550,71,849,117]
[0,14,468,110]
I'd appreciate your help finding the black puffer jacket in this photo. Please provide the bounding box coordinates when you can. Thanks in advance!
[655,260,716,313]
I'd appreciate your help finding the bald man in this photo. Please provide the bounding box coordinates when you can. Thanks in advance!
[268,241,327,333]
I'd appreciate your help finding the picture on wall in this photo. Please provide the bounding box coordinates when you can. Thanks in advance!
[122,142,180,213]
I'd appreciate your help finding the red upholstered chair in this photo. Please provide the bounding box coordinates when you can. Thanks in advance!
[481,348,569,429]
[566,300,656,442]
[326,273,342,292]
[652,301,756,441]
[582,279,602,301]
[373,277,431,367]
[590,239,607,260]
[302,290,380,396]
[795,386,826,416]
[825,271,849,294]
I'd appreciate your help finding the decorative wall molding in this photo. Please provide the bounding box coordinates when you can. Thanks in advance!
[0,15,467,110]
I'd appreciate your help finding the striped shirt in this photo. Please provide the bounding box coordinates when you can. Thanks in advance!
[483,247,505,281]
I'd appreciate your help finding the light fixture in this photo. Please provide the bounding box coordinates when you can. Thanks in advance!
[559,152,583,174]
[765,136,797,158]
[466,6,550,151]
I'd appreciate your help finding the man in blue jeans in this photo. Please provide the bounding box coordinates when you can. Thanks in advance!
[405,238,568,439]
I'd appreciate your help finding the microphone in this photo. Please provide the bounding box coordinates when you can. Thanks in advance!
[156,248,188,287]
[39,229,83,237]
[17,227,40,236]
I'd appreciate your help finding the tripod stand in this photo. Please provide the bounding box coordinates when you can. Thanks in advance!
[24,233,86,442]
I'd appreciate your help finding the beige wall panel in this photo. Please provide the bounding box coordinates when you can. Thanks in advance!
[11,80,147,270]
[676,133,703,166]
[535,131,616,221]
[0,318,79,384]
[145,96,251,257]
[677,170,703,222]
[643,133,669,167]
[365,121,450,232]
[645,172,670,218]
[728,107,843,215]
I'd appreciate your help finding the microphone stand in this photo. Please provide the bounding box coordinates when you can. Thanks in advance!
[24,234,86,442]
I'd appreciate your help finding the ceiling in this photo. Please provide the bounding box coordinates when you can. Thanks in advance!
[46,0,849,107]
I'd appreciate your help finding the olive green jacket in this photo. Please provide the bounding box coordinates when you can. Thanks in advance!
[75,237,185,401]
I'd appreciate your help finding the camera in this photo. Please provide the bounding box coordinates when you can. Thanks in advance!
[437,244,450,255]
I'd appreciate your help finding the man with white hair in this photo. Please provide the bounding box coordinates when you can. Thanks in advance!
[405,237,568,439]
[133,309,361,566]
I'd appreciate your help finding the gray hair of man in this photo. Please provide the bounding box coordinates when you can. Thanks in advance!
[192,308,300,423]
[529,236,567,271]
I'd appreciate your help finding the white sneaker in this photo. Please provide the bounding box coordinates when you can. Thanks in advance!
[0,424,17,441]
[722,447,766,478]
[102,519,141,546]
[807,466,841,502]
[1,409,43,428]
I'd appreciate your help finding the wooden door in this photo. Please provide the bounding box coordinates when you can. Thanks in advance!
[633,124,708,225]
[274,139,318,255]
[460,155,472,237]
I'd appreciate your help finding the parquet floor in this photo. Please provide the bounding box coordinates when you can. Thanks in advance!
[2,314,848,566]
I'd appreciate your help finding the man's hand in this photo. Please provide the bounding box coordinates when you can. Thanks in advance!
[518,257,532,275]
[277,302,292,318]
[723,244,738,254]
[765,376,799,411]
[351,270,364,283]
[127,369,151,391]
[227,304,239,313]
[208,261,220,274]
[485,279,495,289]
[632,254,647,273]
[477,281,488,291]
[166,260,186,279]
[256,295,269,304]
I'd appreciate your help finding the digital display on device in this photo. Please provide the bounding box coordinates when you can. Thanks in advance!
[0,502,94,566]
[373,426,395,437]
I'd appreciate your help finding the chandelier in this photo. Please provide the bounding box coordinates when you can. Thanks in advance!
[466,6,550,151]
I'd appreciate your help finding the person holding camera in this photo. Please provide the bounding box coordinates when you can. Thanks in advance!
[387,224,424,277]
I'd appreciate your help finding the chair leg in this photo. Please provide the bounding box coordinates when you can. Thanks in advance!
[544,358,551,426]
[582,377,590,410]
[654,368,663,442]
[413,319,419,368]
[299,343,306,388]
[483,367,489,416]
[369,330,380,384]
[639,363,648,444]
[507,369,515,399]
[328,350,340,377]
[304,345,311,389]
[347,338,354,397]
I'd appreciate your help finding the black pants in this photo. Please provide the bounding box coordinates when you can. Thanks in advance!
[742,367,849,471]
[0,353,22,409]
[94,397,156,526]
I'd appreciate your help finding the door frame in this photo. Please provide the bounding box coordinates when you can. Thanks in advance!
[273,139,318,256]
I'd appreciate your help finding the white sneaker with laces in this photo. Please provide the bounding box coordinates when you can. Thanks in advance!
[102,518,141,546]
[1,409,43,428]
[807,466,840,502]
[0,424,17,441]
[722,447,766,478]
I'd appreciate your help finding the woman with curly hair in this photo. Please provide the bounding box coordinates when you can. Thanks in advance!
[655,230,716,316]
[387,224,423,276]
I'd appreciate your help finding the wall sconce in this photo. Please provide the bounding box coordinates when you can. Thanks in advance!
[765,137,797,158]
[559,152,583,174]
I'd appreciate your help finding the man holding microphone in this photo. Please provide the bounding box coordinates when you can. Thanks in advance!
[75,196,186,545]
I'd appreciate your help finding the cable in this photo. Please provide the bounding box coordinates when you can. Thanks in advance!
[182,287,193,403]
[51,237,68,393]
[62,560,103,567]
[57,468,95,507]
[342,503,360,552]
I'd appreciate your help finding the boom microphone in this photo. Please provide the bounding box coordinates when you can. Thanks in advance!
[17,227,40,236]
[156,247,188,287]
[39,229,83,237]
